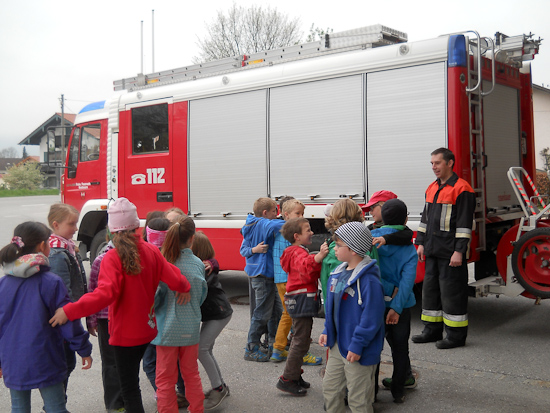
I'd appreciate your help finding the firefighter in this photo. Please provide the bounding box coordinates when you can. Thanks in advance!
[412,148,475,349]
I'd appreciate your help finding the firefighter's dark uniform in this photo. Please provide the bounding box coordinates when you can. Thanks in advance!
[415,172,476,343]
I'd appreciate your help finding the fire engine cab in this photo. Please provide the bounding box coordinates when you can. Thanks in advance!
[62,24,549,299]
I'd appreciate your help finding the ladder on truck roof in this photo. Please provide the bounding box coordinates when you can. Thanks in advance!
[113,24,407,91]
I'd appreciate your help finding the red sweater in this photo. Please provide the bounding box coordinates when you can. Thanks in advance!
[63,237,190,346]
[280,245,322,294]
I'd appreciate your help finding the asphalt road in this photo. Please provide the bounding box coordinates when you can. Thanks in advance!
[0,196,549,412]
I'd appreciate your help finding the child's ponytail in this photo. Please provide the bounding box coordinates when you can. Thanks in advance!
[161,216,196,264]
[0,222,51,265]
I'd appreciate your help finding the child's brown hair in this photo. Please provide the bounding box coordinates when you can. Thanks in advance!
[253,197,277,217]
[0,222,51,265]
[191,231,215,261]
[281,217,309,244]
[324,198,364,233]
[142,210,165,240]
[161,215,196,264]
[47,203,79,228]
[112,231,141,275]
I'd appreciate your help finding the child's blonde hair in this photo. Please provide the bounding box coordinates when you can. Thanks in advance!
[282,199,305,217]
[253,197,277,217]
[47,203,79,227]
[324,198,364,233]
[191,231,215,261]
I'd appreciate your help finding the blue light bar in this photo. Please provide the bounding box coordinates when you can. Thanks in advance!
[448,35,467,68]
[79,101,106,113]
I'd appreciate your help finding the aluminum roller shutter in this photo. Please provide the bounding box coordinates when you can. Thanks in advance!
[269,75,365,203]
[188,90,268,218]
[482,81,521,213]
[366,62,447,217]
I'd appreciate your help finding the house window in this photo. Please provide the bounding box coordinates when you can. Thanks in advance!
[132,104,169,154]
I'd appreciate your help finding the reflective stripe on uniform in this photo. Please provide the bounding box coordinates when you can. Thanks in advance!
[440,204,452,232]
[418,222,427,233]
[443,312,468,327]
[456,228,472,239]
[421,309,443,323]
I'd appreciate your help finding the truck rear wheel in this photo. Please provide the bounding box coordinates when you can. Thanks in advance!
[90,229,108,263]
[511,228,550,299]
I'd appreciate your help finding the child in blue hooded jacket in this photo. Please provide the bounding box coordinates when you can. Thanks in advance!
[371,199,418,403]
[319,222,385,413]
[240,197,284,362]
[0,222,92,413]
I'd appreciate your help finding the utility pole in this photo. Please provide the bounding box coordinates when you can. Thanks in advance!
[152,9,155,72]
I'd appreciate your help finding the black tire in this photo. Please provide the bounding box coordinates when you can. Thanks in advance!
[511,228,550,299]
[89,229,107,263]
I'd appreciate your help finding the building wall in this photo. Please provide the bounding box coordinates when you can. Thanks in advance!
[534,85,550,171]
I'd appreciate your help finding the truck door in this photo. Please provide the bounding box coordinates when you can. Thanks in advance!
[64,121,105,212]
[121,101,174,214]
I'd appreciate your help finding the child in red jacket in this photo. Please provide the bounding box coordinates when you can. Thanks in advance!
[50,197,191,413]
[276,217,328,396]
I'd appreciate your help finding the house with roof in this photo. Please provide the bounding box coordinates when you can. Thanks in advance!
[0,156,40,188]
[18,112,75,188]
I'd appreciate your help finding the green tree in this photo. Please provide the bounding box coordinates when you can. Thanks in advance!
[194,4,302,63]
[3,162,43,190]
[22,146,28,159]
[541,147,550,172]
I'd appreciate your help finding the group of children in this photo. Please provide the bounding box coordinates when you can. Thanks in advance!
[0,199,232,413]
[239,192,418,412]
[0,190,417,412]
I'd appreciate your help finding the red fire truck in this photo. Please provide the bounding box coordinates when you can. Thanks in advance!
[62,25,548,299]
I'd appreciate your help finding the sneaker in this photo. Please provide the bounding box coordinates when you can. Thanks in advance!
[204,384,229,410]
[298,376,310,389]
[176,392,190,408]
[381,377,417,389]
[270,348,288,362]
[302,352,322,366]
[244,345,270,362]
[276,376,307,396]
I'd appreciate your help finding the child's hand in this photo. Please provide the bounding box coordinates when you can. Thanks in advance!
[372,236,386,248]
[49,308,69,327]
[252,241,268,254]
[87,326,97,337]
[176,291,191,305]
[318,334,327,347]
[314,242,329,263]
[204,260,213,276]
[386,309,400,325]
[81,356,93,370]
[346,351,361,363]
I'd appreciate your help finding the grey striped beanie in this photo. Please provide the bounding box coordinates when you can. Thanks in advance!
[335,221,372,257]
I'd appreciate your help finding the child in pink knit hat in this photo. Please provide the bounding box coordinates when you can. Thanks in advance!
[50,197,191,413]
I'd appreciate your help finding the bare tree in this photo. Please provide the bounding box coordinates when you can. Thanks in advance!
[194,4,303,63]
[0,147,19,158]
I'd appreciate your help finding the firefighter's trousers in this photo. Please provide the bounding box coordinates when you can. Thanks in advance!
[421,256,469,343]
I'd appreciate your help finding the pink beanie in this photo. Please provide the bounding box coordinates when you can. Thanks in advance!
[108,198,140,233]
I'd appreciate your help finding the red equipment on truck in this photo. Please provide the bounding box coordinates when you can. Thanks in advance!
[62,25,548,299]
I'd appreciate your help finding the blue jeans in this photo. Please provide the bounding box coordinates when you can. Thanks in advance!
[10,382,68,413]
[247,275,282,347]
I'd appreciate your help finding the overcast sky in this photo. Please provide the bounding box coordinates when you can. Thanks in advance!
[1,0,549,156]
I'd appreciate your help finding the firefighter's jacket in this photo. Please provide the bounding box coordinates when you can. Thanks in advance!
[415,173,476,259]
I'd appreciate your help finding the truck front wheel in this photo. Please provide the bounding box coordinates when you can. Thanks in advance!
[90,229,108,263]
